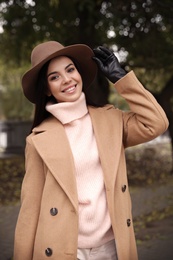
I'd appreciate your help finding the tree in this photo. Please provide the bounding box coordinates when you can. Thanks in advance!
[0,62,32,120]
[108,0,173,171]
[0,0,114,63]
[0,0,173,167]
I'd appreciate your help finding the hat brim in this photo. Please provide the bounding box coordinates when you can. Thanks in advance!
[22,44,97,103]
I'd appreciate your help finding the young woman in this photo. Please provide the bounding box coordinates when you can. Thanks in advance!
[14,41,168,260]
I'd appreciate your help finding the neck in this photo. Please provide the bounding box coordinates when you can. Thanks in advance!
[45,92,88,124]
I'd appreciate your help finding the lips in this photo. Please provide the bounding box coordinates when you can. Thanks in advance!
[62,85,76,93]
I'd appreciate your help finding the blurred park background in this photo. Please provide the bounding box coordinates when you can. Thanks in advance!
[0,0,173,259]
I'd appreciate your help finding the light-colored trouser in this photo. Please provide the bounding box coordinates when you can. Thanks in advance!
[77,239,118,260]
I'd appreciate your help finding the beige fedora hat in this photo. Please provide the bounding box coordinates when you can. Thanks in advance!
[22,41,97,103]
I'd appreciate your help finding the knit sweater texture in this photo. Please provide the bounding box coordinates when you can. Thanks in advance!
[46,93,114,248]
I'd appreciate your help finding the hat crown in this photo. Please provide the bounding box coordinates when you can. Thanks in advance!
[31,41,64,67]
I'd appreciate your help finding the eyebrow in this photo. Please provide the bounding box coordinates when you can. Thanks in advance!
[47,63,74,78]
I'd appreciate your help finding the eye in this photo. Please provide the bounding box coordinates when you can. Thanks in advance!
[49,74,59,81]
[67,66,75,73]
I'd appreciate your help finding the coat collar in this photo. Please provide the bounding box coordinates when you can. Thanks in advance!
[32,116,78,211]
[31,105,123,210]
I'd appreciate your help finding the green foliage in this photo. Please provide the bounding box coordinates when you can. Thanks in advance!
[0,0,111,63]
[1,0,173,70]
[110,1,173,70]
[0,62,33,120]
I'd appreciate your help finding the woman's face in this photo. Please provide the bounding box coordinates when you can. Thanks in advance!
[47,56,83,103]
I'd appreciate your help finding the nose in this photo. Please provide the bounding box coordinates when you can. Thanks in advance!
[62,74,71,84]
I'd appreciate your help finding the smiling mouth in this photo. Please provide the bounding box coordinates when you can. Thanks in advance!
[62,85,76,93]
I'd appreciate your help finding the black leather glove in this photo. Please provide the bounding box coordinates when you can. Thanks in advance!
[93,46,126,83]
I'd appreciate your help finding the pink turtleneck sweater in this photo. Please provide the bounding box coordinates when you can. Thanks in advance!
[46,93,114,248]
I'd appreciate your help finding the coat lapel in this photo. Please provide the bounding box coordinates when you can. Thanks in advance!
[31,105,123,210]
[31,117,78,211]
[89,106,123,190]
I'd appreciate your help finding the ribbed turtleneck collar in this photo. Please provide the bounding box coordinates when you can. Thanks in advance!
[45,92,88,124]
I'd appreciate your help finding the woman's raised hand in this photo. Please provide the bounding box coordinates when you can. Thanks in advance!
[93,46,126,83]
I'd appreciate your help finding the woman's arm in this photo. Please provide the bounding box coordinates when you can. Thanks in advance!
[93,46,169,147]
[115,71,169,147]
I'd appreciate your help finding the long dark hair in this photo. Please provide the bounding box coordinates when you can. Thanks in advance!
[31,57,104,131]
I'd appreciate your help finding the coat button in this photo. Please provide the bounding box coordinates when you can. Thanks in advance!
[50,208,58,216]
[127,219,131,227]
[122,184,126,192]
[45,248,53,256]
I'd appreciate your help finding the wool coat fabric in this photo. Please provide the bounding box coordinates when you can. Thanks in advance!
[14,71,168,260]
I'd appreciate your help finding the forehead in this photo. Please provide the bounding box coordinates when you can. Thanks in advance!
[48,56,73,70]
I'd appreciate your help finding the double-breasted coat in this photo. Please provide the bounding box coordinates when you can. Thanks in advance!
[14,71,168,260]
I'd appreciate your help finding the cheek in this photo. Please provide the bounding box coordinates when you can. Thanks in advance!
[48,82,60,93]
[77,74,83,85]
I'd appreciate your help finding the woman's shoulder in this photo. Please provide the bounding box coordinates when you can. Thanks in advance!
[88,103,120,113]
[88,104,123,122]
[29,116,57,136]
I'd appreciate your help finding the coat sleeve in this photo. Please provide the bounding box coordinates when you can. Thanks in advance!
[114,71,169,147]
[14,135,46,260]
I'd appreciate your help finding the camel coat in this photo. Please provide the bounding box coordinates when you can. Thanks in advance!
[14,71,168,260]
